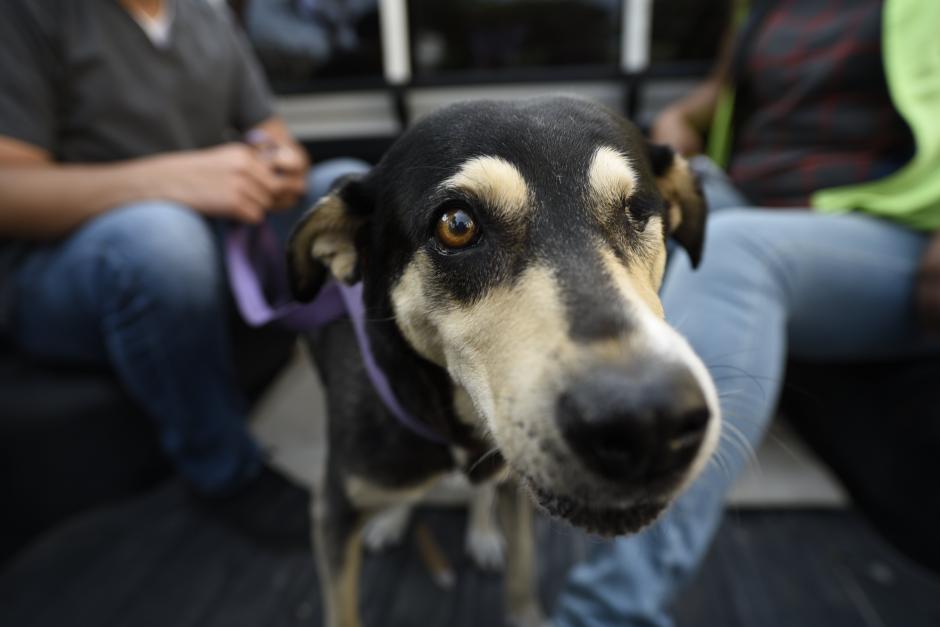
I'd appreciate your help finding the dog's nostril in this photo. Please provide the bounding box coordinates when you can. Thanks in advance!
[654,406,710,475]
[572,417,653,481]
[672,407,710,442]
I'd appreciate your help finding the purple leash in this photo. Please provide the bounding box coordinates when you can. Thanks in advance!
[224,224,346,329]
[225,223,448,444]
[334,281,447,443]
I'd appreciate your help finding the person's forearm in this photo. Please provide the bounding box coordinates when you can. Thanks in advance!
[663,78,723,134]
[0,159,164,239]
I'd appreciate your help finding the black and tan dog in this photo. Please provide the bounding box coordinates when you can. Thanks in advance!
[288,96,720,627]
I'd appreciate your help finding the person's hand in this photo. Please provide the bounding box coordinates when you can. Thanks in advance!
[268,143,309,211]
[650,108,704,157]
[145,143,280,224]
[916,230,940,334]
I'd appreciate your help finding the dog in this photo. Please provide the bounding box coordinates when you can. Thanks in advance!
[287,95,720,627]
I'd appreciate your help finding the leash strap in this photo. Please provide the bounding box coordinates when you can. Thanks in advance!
[336,281,449,444]
[225,223,346,330]
[225,222,447,444]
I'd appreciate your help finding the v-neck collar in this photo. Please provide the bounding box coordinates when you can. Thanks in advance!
[120,0,177,49]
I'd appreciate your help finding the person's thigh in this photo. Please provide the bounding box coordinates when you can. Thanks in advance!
[707,209,933,361]
[12,201,220,365]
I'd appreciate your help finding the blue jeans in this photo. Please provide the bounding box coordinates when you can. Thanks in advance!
[552,157,934,626]
[10,158,369,494]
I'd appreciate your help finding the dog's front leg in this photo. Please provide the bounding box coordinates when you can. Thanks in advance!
[313,476,365,627]
[466,483,505,571]
[362,503,413,552]
[500,482,545,627]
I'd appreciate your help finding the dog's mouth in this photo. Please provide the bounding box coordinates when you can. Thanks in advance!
[522,475,670,536]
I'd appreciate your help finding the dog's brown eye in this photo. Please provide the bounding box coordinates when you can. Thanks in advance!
[435,208,478,249]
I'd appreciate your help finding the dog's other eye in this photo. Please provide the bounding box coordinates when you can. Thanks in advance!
[435,207,478,249]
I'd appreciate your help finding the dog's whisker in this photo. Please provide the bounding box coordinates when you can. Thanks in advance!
[718,434,752,474]
[716,451,734,480]
[706,450,732,480]
[700,347,767,362]
[717,430,745,461]
[707,366,781,383]
[705,365,774,401]
[717,388,748,400]
[710,375,780,386]
[668,312,692,334]
[722,414,767,425]
[467,446,502,475]
[364,315,399,323]
[759,429,810,467]
[720,420,762,477]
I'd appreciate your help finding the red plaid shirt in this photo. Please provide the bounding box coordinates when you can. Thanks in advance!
[728,0,914,207]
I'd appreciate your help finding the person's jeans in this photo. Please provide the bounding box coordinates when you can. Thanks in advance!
[552,157,934,627]
[10,157,370,494]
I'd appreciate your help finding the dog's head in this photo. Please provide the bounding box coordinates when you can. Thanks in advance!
[289,97,718,535]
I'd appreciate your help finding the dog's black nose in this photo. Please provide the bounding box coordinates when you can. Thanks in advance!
[556,364,710,484]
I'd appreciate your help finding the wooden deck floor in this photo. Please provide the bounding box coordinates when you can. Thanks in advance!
[1,481,938,627]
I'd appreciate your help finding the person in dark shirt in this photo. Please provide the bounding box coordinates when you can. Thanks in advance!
[0,0,366,547]
[551,1,940,625]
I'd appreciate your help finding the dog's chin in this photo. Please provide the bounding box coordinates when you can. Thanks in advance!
[525,479,669,537]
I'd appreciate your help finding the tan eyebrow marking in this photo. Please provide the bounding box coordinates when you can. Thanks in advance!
[587,146,638,221]
[441,156,531,225]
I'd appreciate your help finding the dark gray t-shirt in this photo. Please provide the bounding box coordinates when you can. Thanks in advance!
[0,0,275,328]
[0,0,273,160]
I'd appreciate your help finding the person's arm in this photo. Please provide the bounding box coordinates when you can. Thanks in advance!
[0,135,282,239]
[650,21,738,156]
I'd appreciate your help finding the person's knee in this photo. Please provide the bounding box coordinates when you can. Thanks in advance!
[669,210,776,288]
[689,209,789,296]
[702,210,780,266]
[90,202,223,316]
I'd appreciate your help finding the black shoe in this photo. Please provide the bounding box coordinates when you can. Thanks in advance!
[191,462,312,551]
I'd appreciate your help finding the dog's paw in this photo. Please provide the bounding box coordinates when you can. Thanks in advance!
[464,525,506,571]
[506,604,547,627]
[363,505,412,552]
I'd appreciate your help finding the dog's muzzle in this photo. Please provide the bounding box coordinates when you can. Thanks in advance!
[557,362,709,486]
[524,358,714,536]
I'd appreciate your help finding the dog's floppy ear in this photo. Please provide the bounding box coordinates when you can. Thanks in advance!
[287,172,374,302]
[647,143,707,267]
